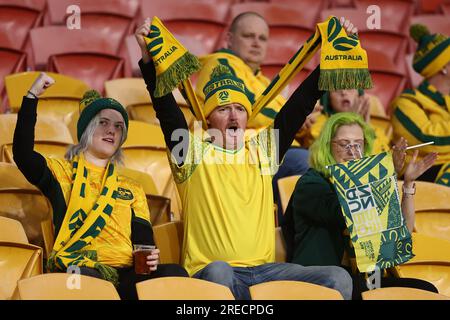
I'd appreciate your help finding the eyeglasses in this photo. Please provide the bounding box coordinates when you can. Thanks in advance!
[332,140,364,158]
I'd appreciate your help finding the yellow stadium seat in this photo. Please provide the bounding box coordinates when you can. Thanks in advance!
[249,280,344,300]
[146,194,172,226]
[122,120,182,217]
[362,287,450,300]
[0,216,28,243]
[414,209,450,242]
[104,78,195,126]
[118,167,159,196]
[277,175,301,215]
[275,226,286,263]
[40,219,54,260]
[398,180,450,211]
[117,166,172,225]
[0,114,74,163]
[5,72,89,122]
[17,273,120,300]
[153,221,286,266]
[152,221,183,265]
[0,163,52,250]
[0,241,43,300]
[393,233,450,297]
[371,114,393,141]
[136,277,234,300]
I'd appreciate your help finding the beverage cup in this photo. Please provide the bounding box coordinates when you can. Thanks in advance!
[133,244,156,275]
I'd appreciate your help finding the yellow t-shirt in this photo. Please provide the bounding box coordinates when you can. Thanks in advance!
[44,157,151,268]
[168,128,278,276]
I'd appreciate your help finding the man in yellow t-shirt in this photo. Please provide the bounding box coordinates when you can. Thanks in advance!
[194,12,312,222]
[136,19,353,300]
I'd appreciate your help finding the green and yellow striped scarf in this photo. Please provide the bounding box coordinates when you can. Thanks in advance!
[250,16,372,121]
[47,154,120,285]
[143,16,372,131]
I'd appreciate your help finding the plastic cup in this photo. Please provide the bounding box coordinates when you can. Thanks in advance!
[133,244,156,275]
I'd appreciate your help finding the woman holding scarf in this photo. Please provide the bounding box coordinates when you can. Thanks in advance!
[282,112,439,299]
[13,72,188,300]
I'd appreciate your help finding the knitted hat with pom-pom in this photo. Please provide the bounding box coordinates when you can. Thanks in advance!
[410,23,449,78]
[77,90,129,142]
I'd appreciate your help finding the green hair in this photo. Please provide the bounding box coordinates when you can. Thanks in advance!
[309,112,375,177]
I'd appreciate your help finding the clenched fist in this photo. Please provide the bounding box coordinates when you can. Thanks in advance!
[28,72,55,98]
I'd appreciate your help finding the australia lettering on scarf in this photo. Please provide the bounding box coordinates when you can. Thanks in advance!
[324,54,363,61]
[154,45,178,66]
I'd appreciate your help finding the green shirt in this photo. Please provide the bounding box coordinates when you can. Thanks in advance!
[283,168,349,267]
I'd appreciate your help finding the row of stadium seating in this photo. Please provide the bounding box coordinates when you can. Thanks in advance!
[1,0,450,112]
[1,215,450,299]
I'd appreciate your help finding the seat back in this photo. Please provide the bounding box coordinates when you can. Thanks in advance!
[249,280,344,300]
[5,71,89,122]
[141,0,229,53]
[48,53,124,94]
[415,209,450,242]
[30,26,118,69]
[361,287,450,300]
[152,221,183,265]
[46,0,138,53]
[0,241,43,300]
[146,194,172,226]
[0,48,27,113]
[398,180,450,211]
[393,233,450,296]
[121,120,183,216]
[0,216,28,243]
[0,1,45,51]
[0,162,52,249]
[17,273,120,300]
[275,226,286,263]
[0,113,74,163]
[277,175,301,215]
[136,276,235,300]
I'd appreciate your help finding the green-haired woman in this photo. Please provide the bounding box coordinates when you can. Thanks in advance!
[13,72,188,300]
[282,112,439,299]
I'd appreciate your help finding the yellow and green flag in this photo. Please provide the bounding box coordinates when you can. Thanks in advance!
[328,152,414,272]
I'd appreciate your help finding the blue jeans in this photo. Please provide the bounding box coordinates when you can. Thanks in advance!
[272,147,310,224]
[193,261,353,300]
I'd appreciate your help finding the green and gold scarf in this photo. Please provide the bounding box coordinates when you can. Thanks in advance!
[249,16,372,121]
[328,152,414,272]
[144,16,202,98]
[47,154,120,285]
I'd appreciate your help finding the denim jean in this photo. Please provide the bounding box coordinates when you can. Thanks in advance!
[193,261,353,300]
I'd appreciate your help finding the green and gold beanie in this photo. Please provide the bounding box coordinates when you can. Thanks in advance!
[410,24,450,78]
[77,90,129,141]
[202,64,252,118]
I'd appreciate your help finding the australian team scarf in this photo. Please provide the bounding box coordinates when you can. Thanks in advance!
[249,16,372,122]
[143,16,372,130]
[47,154,120,285]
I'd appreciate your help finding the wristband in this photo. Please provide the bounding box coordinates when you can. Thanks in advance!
[27,90,38,99]
[402,183,416,195]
